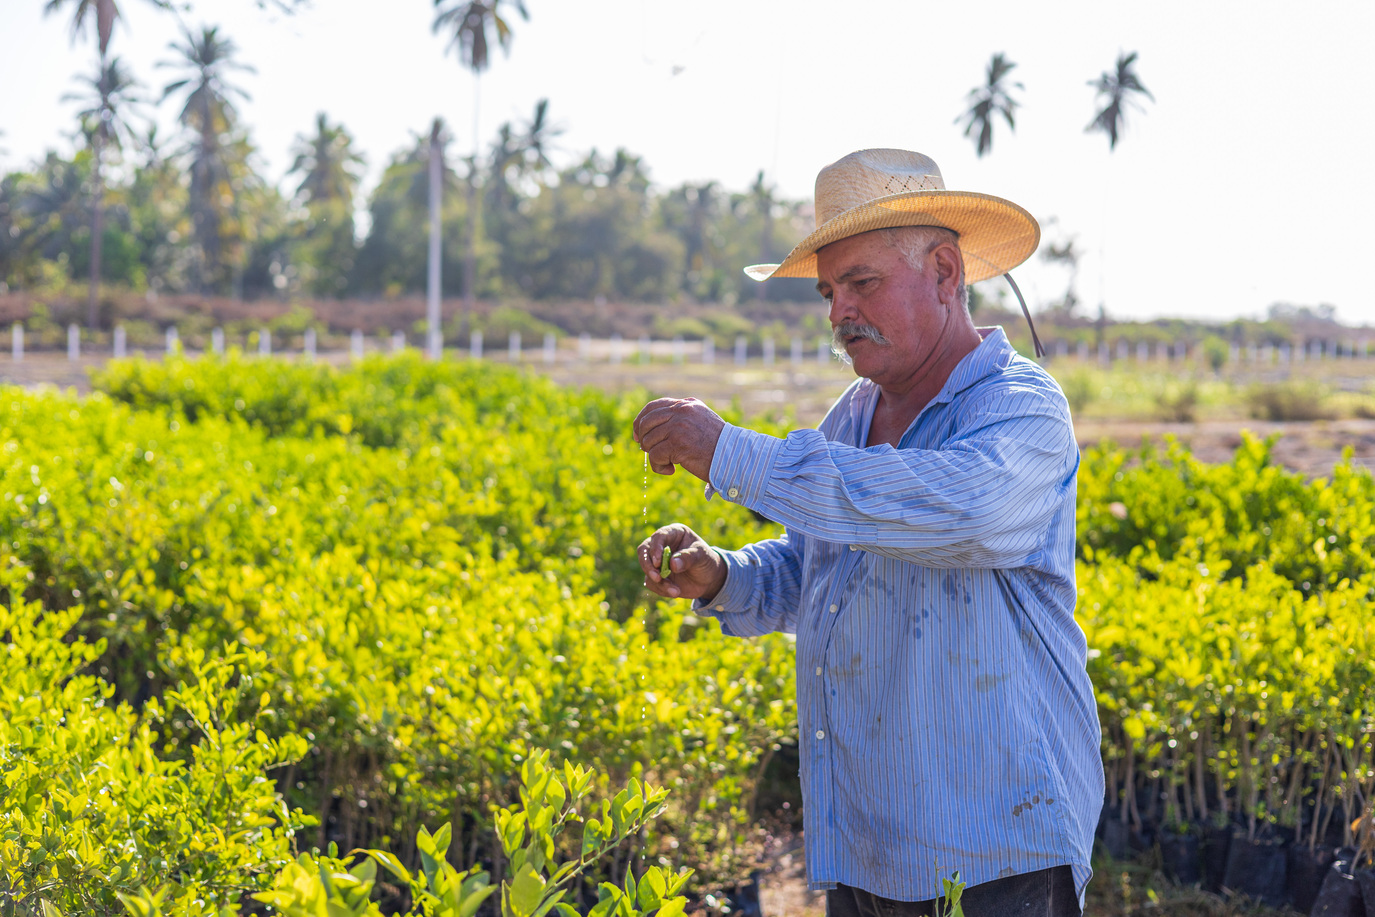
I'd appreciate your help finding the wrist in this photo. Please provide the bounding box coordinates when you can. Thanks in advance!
[697,549,728,606]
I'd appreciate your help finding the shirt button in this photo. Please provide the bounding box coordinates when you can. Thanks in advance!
[727,487,739,499]
[849,544,858,551]
[714,605,724,612]
[828,604,838,614]
[815,666,822,676]
[815,730,825,740]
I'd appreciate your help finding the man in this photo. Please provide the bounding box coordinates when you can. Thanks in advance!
[633,150,1102,917]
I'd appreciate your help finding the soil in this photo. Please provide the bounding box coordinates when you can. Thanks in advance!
[4,349,1372,478]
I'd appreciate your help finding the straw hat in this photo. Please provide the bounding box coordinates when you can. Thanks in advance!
[745,149,1040,285]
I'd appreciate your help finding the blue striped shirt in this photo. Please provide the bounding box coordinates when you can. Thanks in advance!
[697,327,1102,902]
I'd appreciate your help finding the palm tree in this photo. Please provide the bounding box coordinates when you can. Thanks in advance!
[289,113,364,208]
[63,55,141,327]
[426,118,449,356]
[432,0,528,74]
[158,24,255,292]
[288,113,365,297]
[518,98,559,177]
[432,0,530,329]
[957,52,1022,158]
[1086,51,1154,150]
[44,0,123,58]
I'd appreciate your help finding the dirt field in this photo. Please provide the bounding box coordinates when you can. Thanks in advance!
[4,348,1373,478]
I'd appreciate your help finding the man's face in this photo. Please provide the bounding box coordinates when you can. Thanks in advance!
[814,231,953,388]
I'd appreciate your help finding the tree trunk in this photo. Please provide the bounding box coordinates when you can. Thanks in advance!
[427,120,443,358]
[88,125,105,330]
[463,170,477,331]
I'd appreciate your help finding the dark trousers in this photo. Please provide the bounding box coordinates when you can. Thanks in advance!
[826,865,1079,917]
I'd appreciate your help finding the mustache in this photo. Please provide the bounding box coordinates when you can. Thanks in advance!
[831,322,891,361]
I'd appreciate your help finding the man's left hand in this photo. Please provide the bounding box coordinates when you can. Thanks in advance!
[632,398,725,481]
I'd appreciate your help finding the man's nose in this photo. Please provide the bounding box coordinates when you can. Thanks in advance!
[828,290,858,327]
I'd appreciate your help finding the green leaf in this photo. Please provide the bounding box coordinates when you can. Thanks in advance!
[432,821,453,859]
[637,866,666,911]
[417,825,437,858]
[364,848,413,885]
[459,879,498,917]
[506,862,548,917]
[655,898,688,917]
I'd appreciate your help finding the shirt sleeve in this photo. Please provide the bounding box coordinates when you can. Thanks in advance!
[692,529,806,636]
[707,387,1076,569]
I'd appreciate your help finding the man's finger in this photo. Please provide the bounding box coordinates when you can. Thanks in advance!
[668,540,713,575]
[632,398,680,443]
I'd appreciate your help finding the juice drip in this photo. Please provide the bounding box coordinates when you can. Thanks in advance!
[642,452,648,528]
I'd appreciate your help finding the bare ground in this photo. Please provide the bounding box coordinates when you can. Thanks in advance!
[4,349,1372,479]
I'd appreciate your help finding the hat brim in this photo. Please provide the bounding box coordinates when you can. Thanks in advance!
[745,190,1040,285]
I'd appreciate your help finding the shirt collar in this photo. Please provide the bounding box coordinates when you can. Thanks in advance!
[929,325,1017,406]
[852,325,1016,406]
[847,326,1018,442]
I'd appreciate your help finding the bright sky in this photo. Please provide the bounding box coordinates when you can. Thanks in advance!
[2,0,1373,326]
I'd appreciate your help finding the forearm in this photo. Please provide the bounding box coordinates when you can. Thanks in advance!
[693,535,804,637]
[708,412,1075,566]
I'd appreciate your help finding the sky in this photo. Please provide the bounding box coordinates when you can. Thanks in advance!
[2,0,1373,327]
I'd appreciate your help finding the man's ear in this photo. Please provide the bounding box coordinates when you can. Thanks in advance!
[930,242,964,305]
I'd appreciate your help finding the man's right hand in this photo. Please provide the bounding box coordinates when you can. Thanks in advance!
[638,523,727,603]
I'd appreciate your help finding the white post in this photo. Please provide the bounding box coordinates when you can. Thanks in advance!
[1364,341,1371,360]
[1056,340,1068,360]
[351,329,364,360]
[791,336,803,365]
[259,329,272,356]
[734,336,747,365]
[11,323,21,362]
[610,333,622,365]
[304,327,317,361]
[165,326,179,355]
[68,323,80,361]
[543,333,556,364]
[1279,342,1290,364]
[509,331,521,362]
[818,337,830,363]
[578,333,591,361]
[427,327,442,361]
[391,331,405,354]
[638,334,651,364]
[212,327,224,356]
[1077,340,1089,361]
[470,330,483,360]
[113,324,126,359]
[1261,343,1273,364]
[702,337,715,364]
[762,337,775,366]
[1115,340,1128,363]
[1136,341,1149,363]
[673,335,684,365]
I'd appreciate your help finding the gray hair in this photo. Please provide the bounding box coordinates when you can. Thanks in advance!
[878,226,969,313]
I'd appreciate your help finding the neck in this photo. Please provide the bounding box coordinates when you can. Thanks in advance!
[868,320,983,446]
